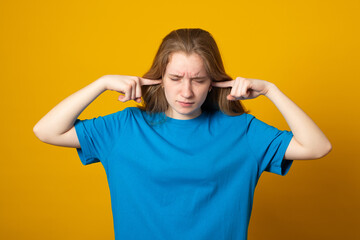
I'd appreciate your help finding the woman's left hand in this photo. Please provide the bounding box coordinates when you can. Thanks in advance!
[211,77,273,101]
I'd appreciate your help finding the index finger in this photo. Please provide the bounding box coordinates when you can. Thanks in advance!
[211,80,234,88]
[139,77,162,86]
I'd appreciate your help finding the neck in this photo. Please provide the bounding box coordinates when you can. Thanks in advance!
[165,108,202,120]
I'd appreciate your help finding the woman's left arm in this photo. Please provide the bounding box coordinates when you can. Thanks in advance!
[264,82,332,160]
[212,77,332,160]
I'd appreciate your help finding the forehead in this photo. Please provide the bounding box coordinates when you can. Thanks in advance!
[166,52,207,76]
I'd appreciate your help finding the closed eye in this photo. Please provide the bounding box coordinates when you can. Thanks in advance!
[195,80,206,83]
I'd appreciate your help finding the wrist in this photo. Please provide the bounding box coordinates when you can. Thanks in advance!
[264,82,279,98]
[95,75,109,92]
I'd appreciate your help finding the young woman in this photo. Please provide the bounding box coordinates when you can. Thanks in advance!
[33,28,332,240]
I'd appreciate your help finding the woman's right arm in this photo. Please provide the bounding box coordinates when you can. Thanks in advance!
[33,75,161,148]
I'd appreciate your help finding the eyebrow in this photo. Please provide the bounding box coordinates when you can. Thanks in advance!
[169,74,208,80]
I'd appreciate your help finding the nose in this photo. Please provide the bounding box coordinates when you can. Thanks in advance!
[180,80,194,98]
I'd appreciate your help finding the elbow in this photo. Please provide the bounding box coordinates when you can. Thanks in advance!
[324,141,333,157]
[33,123,49,143]
[313,140,332,159]
[33,124,42,141]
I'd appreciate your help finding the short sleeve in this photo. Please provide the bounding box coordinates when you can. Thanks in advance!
[245,114,294,176]
[74,108,131,167]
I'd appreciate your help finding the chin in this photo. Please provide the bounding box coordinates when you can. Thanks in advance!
[177,106,196,113]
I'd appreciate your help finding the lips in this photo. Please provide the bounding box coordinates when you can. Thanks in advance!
[177,100,194,107]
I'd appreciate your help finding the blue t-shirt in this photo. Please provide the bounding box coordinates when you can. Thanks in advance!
[74,107,293,240]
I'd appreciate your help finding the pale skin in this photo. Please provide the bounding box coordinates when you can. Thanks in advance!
[33,75,162,148]
[33,52,331,160]
[213,77,332,160]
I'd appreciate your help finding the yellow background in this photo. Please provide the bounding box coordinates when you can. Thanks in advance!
[1,0,359,239]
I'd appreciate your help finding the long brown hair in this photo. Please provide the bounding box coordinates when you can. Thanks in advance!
[140,28,247,116]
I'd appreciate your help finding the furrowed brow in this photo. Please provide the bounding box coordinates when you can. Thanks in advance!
[169,73,207,79]
[191,76,208,80]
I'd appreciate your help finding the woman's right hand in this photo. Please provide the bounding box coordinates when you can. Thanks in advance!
[100,75,162,103]
[34,74,162,148]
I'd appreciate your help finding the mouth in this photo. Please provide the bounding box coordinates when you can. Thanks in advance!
[177,100,195,107]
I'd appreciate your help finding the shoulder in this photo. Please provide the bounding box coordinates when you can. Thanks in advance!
[205,111,253,133]
[125,106,152,119]
[86,107,144,124]
[209,110,251,123]
[121,107,157,124]
[112,106,145,118]
[121,106,140,116]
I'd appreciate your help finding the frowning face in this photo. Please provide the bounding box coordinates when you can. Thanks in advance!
[163,52,212,120]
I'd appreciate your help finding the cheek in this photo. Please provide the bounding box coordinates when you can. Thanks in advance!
[163,81,179,96]
[196,84,210,99]
[163,85,175,101]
